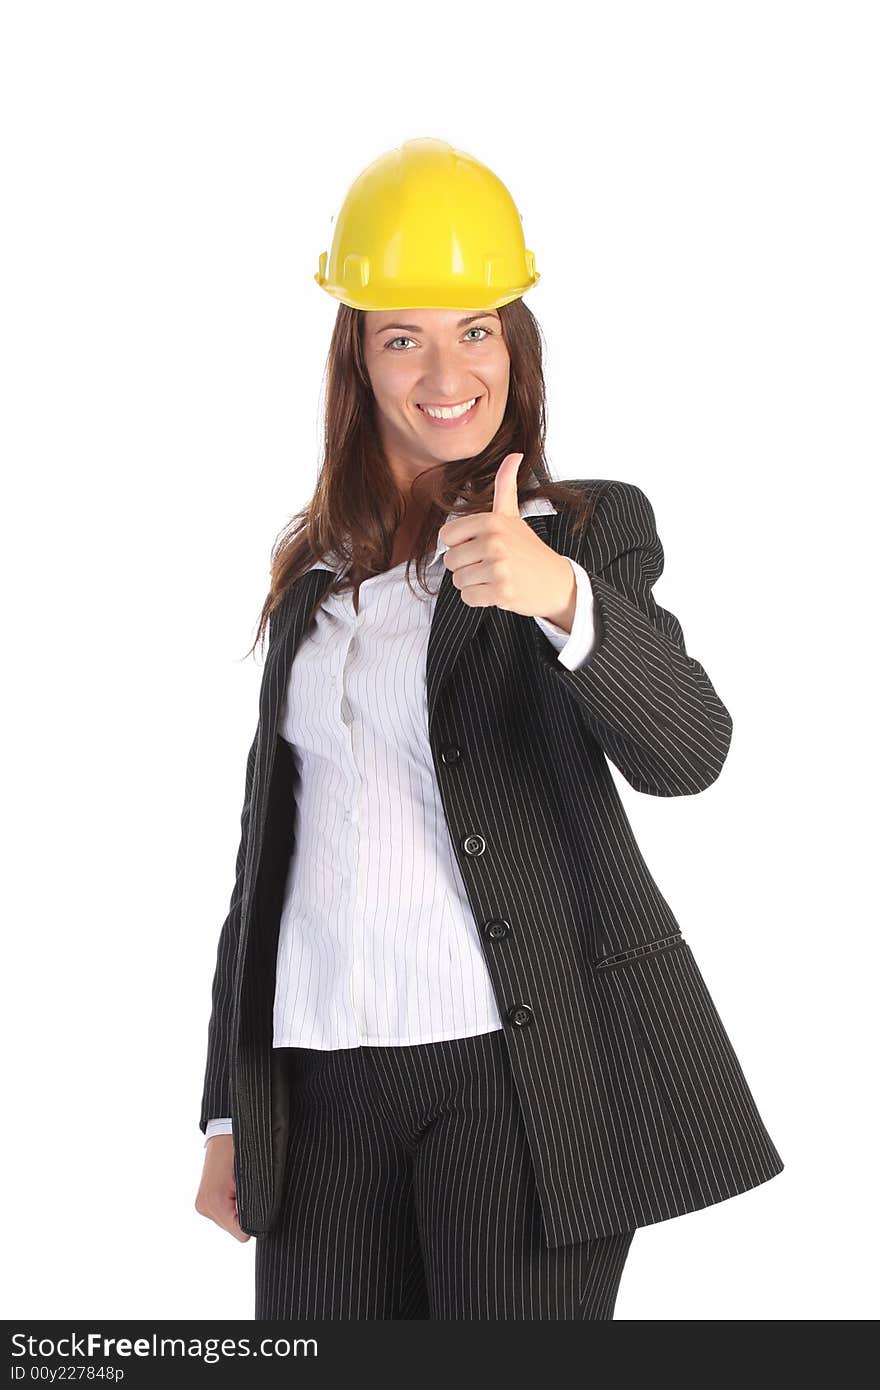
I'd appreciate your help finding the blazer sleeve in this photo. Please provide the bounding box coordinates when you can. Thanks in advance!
[198,721,259,1133]
[531,479,733,797]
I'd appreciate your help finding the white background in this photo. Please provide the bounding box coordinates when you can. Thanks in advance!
[2,0,877,1322]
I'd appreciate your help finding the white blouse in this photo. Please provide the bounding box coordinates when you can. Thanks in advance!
[204,491,596,1141]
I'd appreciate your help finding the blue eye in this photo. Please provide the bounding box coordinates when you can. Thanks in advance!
[385,326,492,351]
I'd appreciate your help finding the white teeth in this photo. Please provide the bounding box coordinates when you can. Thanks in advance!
[420,397,477,419]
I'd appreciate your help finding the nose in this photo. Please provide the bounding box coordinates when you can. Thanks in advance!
[418,344,477,404]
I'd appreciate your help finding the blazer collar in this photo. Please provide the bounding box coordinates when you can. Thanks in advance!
[258,480,559,747]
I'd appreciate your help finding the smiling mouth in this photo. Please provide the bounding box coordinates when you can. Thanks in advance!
[417,396,482,424]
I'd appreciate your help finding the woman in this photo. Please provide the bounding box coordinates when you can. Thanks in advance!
[194,137,784,1320]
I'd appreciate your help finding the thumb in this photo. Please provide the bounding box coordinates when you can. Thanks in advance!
[492,452,524,516]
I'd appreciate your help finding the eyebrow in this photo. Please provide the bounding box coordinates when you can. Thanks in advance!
[373,313,500,335]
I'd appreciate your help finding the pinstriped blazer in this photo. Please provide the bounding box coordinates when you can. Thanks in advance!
[199,477,784,1247]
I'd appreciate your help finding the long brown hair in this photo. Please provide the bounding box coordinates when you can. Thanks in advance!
[244,297,600,658]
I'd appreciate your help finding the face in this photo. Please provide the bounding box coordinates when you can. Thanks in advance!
[362,306,510,485]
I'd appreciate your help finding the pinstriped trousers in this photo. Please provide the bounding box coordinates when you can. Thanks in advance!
[254,1028,635,1320]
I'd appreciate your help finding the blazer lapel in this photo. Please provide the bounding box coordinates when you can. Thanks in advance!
[241,567,337,921]
[258,567,336,739]
[425,508,556,733]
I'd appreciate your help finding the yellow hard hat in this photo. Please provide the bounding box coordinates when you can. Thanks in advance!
[314,136,540,311]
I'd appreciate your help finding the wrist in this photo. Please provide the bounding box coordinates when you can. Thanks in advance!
[540,556,577,633]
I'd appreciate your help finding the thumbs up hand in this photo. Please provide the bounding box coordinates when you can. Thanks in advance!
[437,452,577,629]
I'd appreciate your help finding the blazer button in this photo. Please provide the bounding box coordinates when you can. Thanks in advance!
[506,1003,533,1027]
[441,745,462,764]
[461,833,486,856]
[483,918,511,942]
